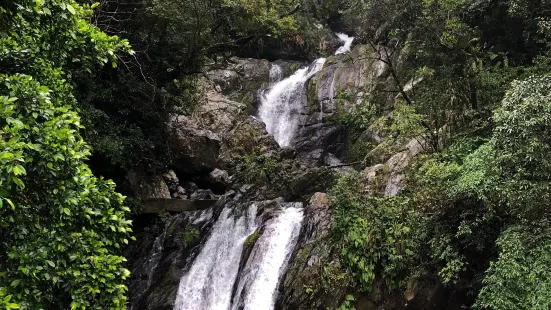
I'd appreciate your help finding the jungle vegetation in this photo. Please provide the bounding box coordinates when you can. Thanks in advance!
[2,0,551,309]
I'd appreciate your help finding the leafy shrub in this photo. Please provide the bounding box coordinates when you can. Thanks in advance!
[331,173,415,291]
[0,74,132,309]
[0,1,133,308]
[183,228,201,248]
[476,222,551,310]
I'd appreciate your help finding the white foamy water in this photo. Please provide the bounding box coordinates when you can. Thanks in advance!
[233,203,304,310]
[174,204,305,310]
[174,205,258,310]
[335,33,354,55]
[231,204,304,310]
[258,59,326,147]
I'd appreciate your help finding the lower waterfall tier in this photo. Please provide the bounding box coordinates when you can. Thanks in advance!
[174,202,304,310]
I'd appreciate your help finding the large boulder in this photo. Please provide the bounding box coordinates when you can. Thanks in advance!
[192,83,248,136]
[360,138,427,197]
[205,57,271,108]
[167,114,221,174]
[126,170,171,199]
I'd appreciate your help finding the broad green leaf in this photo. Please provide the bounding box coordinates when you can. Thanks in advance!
[66,4,76,14]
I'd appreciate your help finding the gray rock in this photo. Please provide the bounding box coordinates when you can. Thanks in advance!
[162,169,180,193]
[167,115,221,174]
[192,83,248,136]
[182,182,199,194]
[126,170,171,199]
[324,153,356,174]
[239,184,254,194]
[173,186,188,199]
[190,189,217,200]
[309,192,330,206]
[209,168,230,186]
[204,57,272,108]
[126,212,211,310]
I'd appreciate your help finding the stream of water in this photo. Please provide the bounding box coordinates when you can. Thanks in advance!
[335,33,354,55]
[174,204,303,310]
[258,58,326,147]
[174,205,258,310]
[231,204,303,310]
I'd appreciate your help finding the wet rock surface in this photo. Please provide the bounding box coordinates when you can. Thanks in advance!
[127,208,215,310]
[126,170,171,200]
[276,193,346,310]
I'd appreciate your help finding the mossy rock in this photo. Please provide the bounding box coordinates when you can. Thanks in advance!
[326,55,336,64]
[145,264,181,310]
[307,79,319,112]
[166,220,178,238]
[237,230,263,275]
[182,228,200,247]
[244,230,261,253]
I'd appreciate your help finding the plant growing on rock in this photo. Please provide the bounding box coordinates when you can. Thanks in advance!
[330,173,415,292]
[182,228,201,248]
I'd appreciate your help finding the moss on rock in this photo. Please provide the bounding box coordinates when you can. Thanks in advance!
[182,228,200,247]
[244,230,262,252]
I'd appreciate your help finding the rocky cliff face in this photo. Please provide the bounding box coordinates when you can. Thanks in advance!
[126,41,435,310]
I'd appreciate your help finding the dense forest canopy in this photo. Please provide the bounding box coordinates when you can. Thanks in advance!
[2,0,551,309]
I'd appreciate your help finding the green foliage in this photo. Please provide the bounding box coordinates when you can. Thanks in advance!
[335,99,377,133]
[242,153,278,184]
[327,0,551,308]
[0,1,132,308]
[182,228,201,248]
[331,173,415,292]
[456,75,551,216]
[334,295,356,310]
[143,0,300,62]
[0,75,132,309]
[404,74,551,306]
[0,0,131,81]
[368,103,427,162]
[476,222,551,310]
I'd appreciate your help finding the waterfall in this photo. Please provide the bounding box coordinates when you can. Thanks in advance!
[174,205,259,310]
[258,58,326,147]
[258,34,353,147]
[174,203,304,310]
[231,204,304,310]
[324,33,354,122]
[335,33,354,55]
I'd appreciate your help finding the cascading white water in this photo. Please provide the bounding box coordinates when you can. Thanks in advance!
[258,58,326,147]
[323,33,354,123]
[174,205,258,310]
[335,33,354,55]
[259,34,353,146]
[174,204,305,310]
[231,204,304,310]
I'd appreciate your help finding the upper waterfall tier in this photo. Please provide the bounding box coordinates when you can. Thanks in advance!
[258,59,326,147]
